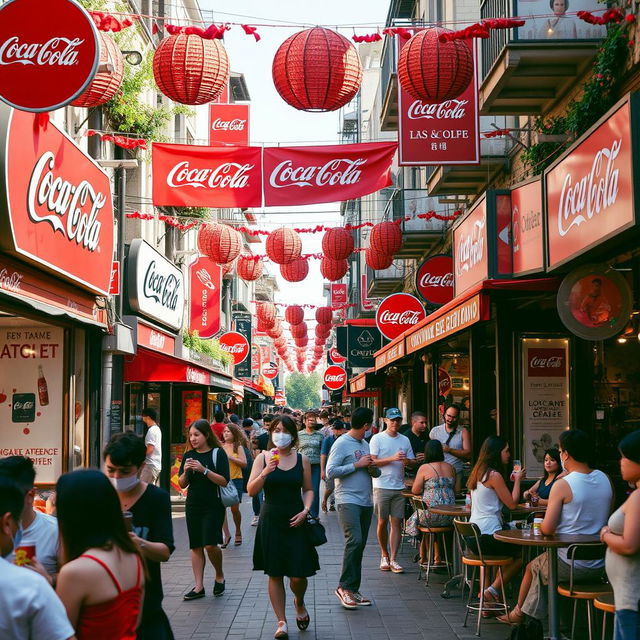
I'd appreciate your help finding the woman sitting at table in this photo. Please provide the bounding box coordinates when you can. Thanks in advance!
[406,440,456,566]
[467,436,524,605]
[523,448,562,506]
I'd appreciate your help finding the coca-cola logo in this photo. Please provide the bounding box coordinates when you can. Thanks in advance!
[262,362,278,379]
[0,36,83,66]
[330,347,346,363]
[407,99,468,121]
[376,293,426,341]
[0,268,23,292]
[211,118,247,131]
[14,400,34,410]
[186,367,207,384]
[269,158,366,189]
[167,161,254,190]
[219,331,250,365]
[143,261,179,312]
[527,348,566,377]
[415,255,454,306]
[324,365,347,390]
[456,218,485,277]
[148,330,166,350]
[530,356,563,368]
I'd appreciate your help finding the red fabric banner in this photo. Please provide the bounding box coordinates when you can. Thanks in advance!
[262,142,397,207]
[152,143,263,208]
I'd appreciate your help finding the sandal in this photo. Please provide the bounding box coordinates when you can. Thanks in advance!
[234,534,242,546]
[220,535,231,549]
[274,620,288,638]
[497,606,524,625]
[294,597,310,631]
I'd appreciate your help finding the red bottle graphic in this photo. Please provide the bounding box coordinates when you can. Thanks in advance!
[37,366,49,407]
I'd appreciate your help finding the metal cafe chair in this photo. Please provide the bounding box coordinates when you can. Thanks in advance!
[411,497,452,586]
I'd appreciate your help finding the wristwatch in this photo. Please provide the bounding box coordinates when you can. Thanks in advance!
[203,467,209,476]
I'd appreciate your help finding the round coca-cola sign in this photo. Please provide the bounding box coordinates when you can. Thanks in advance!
[219,332,250,365]
[0,0,100,112]
[415,254,454,306]
[262,362,278,380]
[376,293,426,341]
[324,365,347,391]
[329,346,346,364]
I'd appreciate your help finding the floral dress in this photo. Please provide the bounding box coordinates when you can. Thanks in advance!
[405,464,456,536]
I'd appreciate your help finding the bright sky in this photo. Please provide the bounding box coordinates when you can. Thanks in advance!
[199,0,390,310]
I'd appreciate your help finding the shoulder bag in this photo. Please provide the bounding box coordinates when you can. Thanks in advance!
[212,448,240,508]
[305,515,327,546]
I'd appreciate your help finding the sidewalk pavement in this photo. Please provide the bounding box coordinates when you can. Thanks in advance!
[162,498,508,640]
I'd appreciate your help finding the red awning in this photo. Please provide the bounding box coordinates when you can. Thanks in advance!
[125,348,217,385]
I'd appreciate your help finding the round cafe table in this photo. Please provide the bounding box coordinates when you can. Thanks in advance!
[493,530,601,640]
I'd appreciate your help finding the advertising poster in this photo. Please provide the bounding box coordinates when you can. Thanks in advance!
[516,0,605,40]
[233,314,252,378]
[521,337,570,477]
[0,324,64,483]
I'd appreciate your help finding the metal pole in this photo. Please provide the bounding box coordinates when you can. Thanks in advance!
[117,165,126,318]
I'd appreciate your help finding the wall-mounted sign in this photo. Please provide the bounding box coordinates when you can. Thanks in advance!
[233,314,252,378]
[374,339,405,371]
[109,261,121,296]
[512,178,544,276]
[189,256,221,339]
[361,273,374,311]
[415,254,454,306]
[545,97,636,271]
[0,106,114,295]
[219,331,250,365]
[323,365,347,390]
[0,0,99,112]
[438,368,452,397]
[137,321,176,356]
[376,293,425,341]
[262,362,278,380]
[209,103,250,146]
[329,346,346,364]
[330,283,348,306]
[453,198,488,296]
[347,325,383,368]
[127,239,185,331]
[556,263,632,340]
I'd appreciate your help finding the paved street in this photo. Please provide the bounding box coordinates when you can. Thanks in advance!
[162,499,507,640]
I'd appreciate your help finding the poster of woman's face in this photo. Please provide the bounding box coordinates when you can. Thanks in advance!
[568,274,623,329]
[516,0,606,40]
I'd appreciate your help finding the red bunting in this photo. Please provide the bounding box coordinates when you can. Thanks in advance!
[483,129,511,138]
[126,211,198,231]
[352,32,382,43]
[164,23,231,39]
[439,18,525,42]
[576,8,625,25]
[90,11,138,32]
[86,130,147,150]
[242,25,261,41]
[382,27,412,40]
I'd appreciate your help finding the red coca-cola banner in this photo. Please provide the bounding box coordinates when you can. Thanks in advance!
[376,293,426,341]
[152,143,263,208]
[263,142,397,207]
[527,348,567,377]
[0,107,114,295]
[415,254,454,306]
[331,283,348,306]
[398,37,479,166]
[209,103,250,146]
[324,365,347,390]
[512,178,544,276]
[453,198,488,297]
[545,97,635,271]
[189,256,221,339]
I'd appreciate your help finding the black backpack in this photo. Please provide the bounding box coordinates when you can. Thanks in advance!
[508,618,543,640]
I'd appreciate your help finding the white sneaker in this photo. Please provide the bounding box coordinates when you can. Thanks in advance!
[379,556,390,571]
[251,516,259,526]
[389,560,404,573]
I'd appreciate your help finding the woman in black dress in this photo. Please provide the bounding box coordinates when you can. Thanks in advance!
[178,419,230,600]
[248,416,319,639]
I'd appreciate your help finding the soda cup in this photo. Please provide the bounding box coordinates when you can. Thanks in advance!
[533,517,543,535]
[14,545,36,566]
[122,511,133,532]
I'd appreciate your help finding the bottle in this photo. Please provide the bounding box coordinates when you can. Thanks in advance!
[464,492,471,510]
[37,366,49,406]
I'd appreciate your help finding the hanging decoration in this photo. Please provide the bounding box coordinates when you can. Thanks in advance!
[90,11,138,32]
[241,24,261,41]
[126,211,196,231]
[365,248,394,271]
[272,27,363,112]
[285,305,305,326]
[322,226,354,261]
[257,302,277,326]
[291,323,308,339]
[280,258,309,283]
[576,8,625,25]
[315,307,333,325]
[266,227,302,265]
[320,257,349,282]
[222,258,237,276]
[352,32,382,43]
[315,323,332,339]
[398,27,473,103]
[198,223,242,265]
[164,23,231,39]
[438,18,526,42]
[88,131,147,151]
[153,34,230,105]
[369,221,403,255]
[236,255,264,281]
[294,335,309,347]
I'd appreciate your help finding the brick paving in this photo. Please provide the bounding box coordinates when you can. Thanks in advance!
[161,498,509,640]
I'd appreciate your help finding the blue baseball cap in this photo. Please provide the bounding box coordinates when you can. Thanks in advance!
[385,408,402,419]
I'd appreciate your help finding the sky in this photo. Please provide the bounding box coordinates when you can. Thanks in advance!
[199,0,391,312]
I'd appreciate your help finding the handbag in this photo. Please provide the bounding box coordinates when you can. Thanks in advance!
[212,448,240,508]
[305,515,327,547]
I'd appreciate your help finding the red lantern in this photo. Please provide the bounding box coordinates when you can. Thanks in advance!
[315,323,331,339]
[370,221,402,255]
[365,248,394,271]
[294,335,308,347]
[236,255,264,281]
[397,28,473,104]
[285,306,305,326]
[291,323,308,339]
[275,336,287,348]
[72,33,123,107]
[222,258,237,276]
[272,27,363,112]
[199,223,242,265]
[257,302,277,326]
[280,258,309,282]
[266,227,302,265]
[315,307,333,325]
[153,34,230,105]
[322,227,354,261]
[320,257,349,282]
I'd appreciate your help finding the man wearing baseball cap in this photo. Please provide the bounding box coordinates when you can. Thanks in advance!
[369,408,415,574]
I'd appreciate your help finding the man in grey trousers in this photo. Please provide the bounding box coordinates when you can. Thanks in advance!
[326,407,381,610]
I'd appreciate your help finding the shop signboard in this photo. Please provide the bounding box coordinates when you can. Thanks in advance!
[521,337,570,478]
[415,254,454,306]
[0,106,115,296]
[0,0,100,112]
[262,361,278,380]
[189,256,221,339]
[127,239,185,331]
[361,273,374,311]
[453,198,488,296]
[209,103,250,146]
[219,331,250,365]
[374,339,405,371]
[512,178,544,276]
[347,325,383,368]
[545,97,637,271]
[232,313,252,378]
[330,283,348,306]
[0,323,64,483]
[137,321,175,356]
[329,346,346,364]
[375,293,425,341]
[323,365,347,390]
[109,261,120,296]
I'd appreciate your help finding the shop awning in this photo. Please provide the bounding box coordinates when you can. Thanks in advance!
[232,378,245,400]
[349,368,382,397]
[243,385,266,401]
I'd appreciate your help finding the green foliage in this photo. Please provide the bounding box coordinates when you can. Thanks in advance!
[174,207,212,220]
[183,331,233,368]
[285,372,322,410]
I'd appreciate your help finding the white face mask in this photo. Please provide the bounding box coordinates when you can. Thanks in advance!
[110,474,140,493]
[272,432,293,448]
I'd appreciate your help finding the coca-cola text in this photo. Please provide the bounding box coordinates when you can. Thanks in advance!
[530,356,563,368]
[167,161,254,190]
[407,99,468,120]
[456,219,485,275]
[0,36,83,66]
[270,158,365,189]
[419,272,454,288]
[378,310,422,325]
[143,261,180,311]
[211,118,247,131]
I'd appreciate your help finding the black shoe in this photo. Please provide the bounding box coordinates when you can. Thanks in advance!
[183,588,205,601]
[213,580,225,597]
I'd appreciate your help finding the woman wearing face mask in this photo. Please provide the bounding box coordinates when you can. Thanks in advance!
[248,416,318,639]
[178,419,230,601]
[103,432,175,640]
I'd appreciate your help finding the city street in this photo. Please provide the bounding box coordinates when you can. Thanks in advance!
[162,500,506,640]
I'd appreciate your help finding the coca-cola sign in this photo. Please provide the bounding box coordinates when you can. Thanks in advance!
[527,349,566,377]
[329,346,346,364]
[330,283,348,306]
[0,106,114,295]
[323,365,347,391]
[376,293,426,341]
[415,255,454,306]
[209,103,250,146]
[152,143,262,208]
[545,97,636,271]
[512,178,544,276]
[453,199,489,296]
[262,362,278,380]
[137,321,176,356]
[189,257,221,340]
[0,0,99,112]
[127,239,185,331]
[219,331,250,365]
[398,35,479,166]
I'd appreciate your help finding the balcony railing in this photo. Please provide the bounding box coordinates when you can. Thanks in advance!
[367,260,405,297]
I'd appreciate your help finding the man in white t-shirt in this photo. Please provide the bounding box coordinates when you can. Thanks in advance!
[141,407,162,485]
[370,408,415,574]
[0,476,75,640]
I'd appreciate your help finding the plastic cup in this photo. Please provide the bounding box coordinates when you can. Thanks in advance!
[533,517,543,535]
[122,511,133,532]
[14,545,36,566]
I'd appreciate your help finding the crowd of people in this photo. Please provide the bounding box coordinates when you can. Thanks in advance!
[1,403,639,640]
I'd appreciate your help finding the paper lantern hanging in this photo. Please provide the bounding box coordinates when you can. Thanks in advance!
[315,323,331,339]
[72,33,124,107]
[280,258,309,282]
[365,247,394,271]
[369,221,402,255]
[236,255,264,281]
[320,257,349,282]
[222,258,237,276]
[285,305,305,326]
[272,27,363,112]
[199,223,242,265]
[294,335,309,347]
[291,322,308,339]
[315,307,333,325]
[266,227,302,265]
[397,28,473,104]
[153,34,230,105]
[257,302,277,326]
[322,226,355,261]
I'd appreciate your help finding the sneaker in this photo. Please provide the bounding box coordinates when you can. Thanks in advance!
[379,556,390,571]
[335,587,357,610]
[389,560,404,573]
[213,580,225,597]
[183,588,205,601]
[352,592,372,606]
[251,516,259,526]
